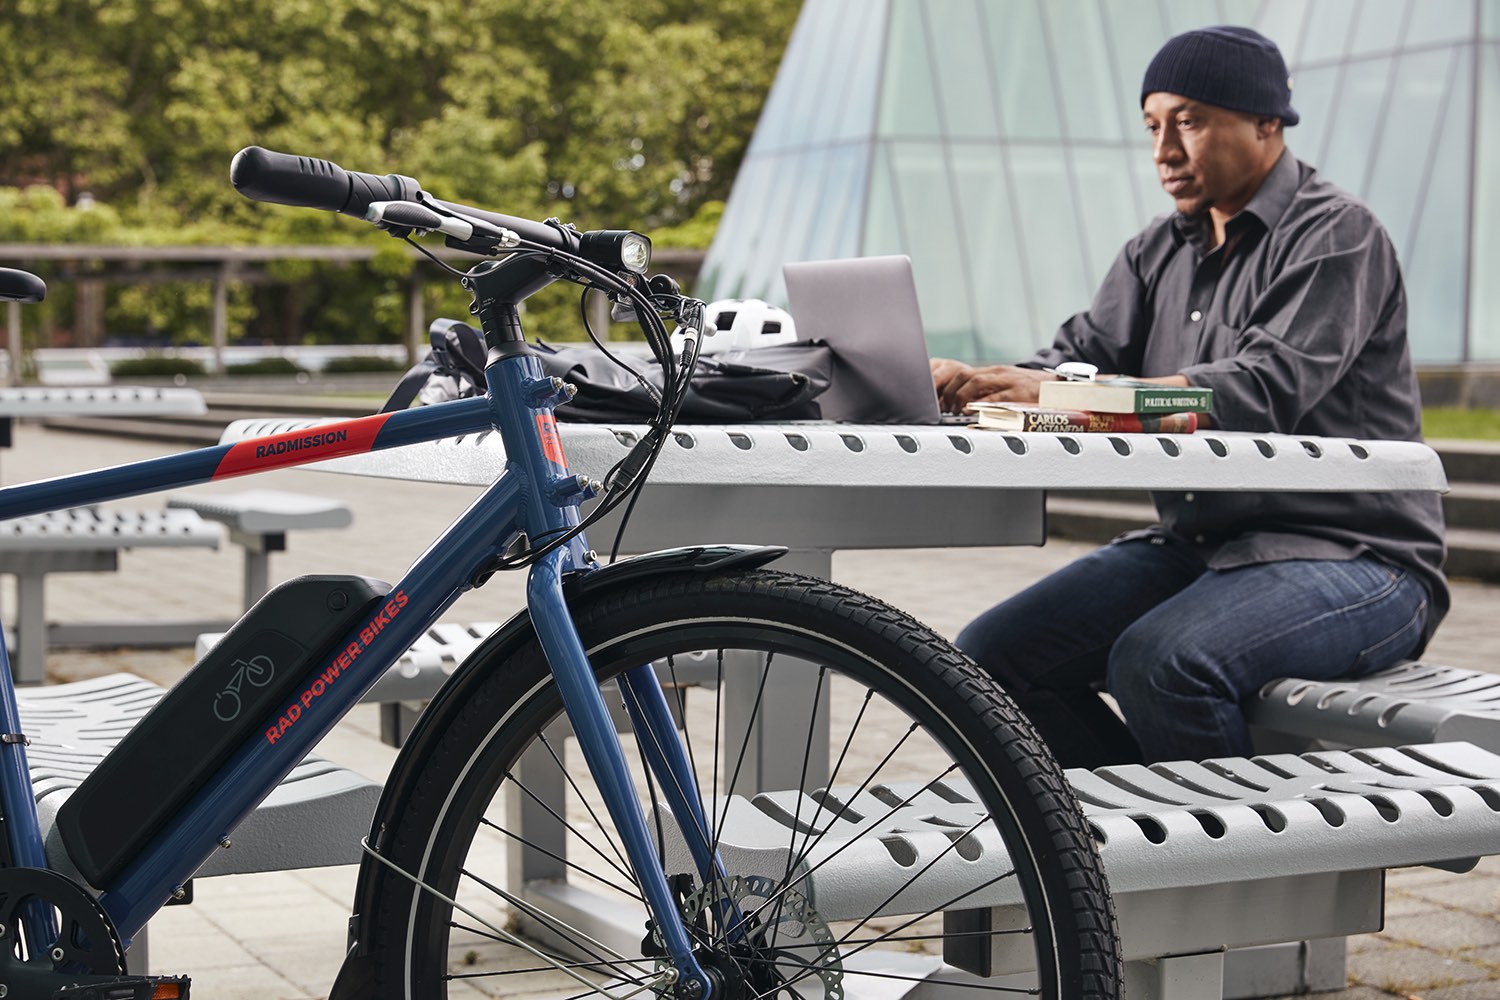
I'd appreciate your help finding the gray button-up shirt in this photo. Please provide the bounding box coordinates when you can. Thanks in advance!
[1021,150,1448,646]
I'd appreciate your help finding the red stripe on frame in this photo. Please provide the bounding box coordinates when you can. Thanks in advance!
[213,413,393,479]
[536,413,567,467]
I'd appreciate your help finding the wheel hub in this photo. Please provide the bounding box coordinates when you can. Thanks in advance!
[653,873,844,1000]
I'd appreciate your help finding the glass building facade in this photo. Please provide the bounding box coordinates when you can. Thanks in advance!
[698,0,1500,364]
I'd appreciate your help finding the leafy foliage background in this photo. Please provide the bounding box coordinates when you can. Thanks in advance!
[0,0,797,346]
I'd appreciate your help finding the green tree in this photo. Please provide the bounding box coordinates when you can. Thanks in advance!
[0,0,801,344]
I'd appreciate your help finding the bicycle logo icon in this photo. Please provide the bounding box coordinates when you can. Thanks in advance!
[213,655,276,722]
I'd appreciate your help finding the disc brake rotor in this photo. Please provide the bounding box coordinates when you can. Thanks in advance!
[654,873,844,1000]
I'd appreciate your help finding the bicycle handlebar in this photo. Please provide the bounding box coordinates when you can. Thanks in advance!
[229,147,418,216]
[229,146,577,251]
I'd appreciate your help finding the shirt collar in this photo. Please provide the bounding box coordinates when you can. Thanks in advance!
[1237,148,1299,230]
[1171,148,1300,252]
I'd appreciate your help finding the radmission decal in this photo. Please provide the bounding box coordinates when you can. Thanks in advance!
[214,413,392,478]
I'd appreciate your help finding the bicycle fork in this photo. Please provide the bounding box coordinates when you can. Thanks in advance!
[527,551,732,1000]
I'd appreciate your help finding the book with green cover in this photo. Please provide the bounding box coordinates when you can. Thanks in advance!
[1037,377,1213,414]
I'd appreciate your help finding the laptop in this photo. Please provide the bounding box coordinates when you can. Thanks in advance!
[782,255,960,425]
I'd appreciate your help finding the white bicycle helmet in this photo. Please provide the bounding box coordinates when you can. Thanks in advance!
[674,298,798,354]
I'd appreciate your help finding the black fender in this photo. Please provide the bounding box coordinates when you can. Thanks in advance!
[329,543,786,999]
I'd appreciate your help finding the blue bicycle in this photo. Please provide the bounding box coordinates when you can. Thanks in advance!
[0,150,1119,1000]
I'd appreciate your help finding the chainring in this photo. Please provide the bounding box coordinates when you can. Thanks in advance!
[0,866,127,989]
[654,873,844,1000]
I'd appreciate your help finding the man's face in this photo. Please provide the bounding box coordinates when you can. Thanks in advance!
[1142,92,1271,218]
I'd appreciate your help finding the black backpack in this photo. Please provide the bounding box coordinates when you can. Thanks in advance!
[383,319,833,423]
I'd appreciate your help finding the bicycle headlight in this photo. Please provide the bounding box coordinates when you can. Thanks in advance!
[580,230,652,275]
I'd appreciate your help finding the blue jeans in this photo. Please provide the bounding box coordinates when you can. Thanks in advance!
[955,539,1431,768]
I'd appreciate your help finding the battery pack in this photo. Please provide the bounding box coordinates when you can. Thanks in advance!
[55,574,390,886]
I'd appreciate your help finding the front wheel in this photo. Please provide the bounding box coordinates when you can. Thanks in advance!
[366,570,1120,999]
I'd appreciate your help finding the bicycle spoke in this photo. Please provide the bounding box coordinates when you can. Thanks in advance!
[711,648,723,837]
[739,957,1042,996]
[691,761,980,984]
[362,838,654,995]
[827,926,1033,947]
[829,815,996,949]
[788,665,829,836]
[711,651,775,864]
[457,867,655,983]
[765,864,1018,1000]
[663,654,706,820]
[789,687,875,864]
[629,705,669,866]
[622,680,717,853]
[445,930,660,978]
[736,735,938,929]
[788,722,922,876]
[375,582,1117,997]
[767,665,829,954]
[522,976,680,1000]
[504,770,638,886]
[535,731,633,875]
[477,818,646,902]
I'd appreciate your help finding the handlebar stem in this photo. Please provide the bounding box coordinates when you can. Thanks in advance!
[464,257,559,352]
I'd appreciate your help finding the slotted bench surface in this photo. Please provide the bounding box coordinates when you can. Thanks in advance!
[0,510,225,683]
[1251,660,1500,751]
[0,508,221,551]
[658,741,1500,995]
[17,673,379,879]
[0,386,206,417]
[675,742,1500,921]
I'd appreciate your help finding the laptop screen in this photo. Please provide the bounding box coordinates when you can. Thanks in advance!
[782,256,946,425]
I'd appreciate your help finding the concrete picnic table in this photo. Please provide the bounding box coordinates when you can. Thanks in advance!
[215,417,1455,999]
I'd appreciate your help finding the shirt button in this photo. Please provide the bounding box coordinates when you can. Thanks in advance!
[1190,310,1203,321]
[1184,492,1195,501]
[1194,534,1206,543]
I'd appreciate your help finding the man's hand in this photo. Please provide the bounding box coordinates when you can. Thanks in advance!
[930,359,1058,413]
[930,357,970,393]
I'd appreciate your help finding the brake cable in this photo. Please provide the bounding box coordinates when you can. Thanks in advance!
[373,201,703,572]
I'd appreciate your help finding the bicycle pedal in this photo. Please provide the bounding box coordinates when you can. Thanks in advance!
[52,974,190,1000]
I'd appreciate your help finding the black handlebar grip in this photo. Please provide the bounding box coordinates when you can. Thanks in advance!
[230,147,420,217]
[230,146,575,251]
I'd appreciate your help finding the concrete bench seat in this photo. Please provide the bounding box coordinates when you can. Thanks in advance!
[0,508,224,683]
[17,672,380,878]
[670,741,1500,1000]
[166,489,353,606]
[16,672,381,973]
[1250,660,1500,752]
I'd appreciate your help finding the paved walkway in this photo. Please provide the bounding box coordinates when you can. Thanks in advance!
[2,424,1498,999]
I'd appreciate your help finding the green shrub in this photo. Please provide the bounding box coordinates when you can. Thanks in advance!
[1423,408,1500,440]
[321,356,408,374]
[226,357,306,376]
[109,356,206,378]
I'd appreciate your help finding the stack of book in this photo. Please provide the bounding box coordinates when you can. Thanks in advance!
[967,378,1212,434]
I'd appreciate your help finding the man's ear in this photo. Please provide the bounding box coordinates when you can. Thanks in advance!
[1256,116,1283,139]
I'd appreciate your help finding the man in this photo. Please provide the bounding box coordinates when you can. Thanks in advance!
[932,26,1447,769]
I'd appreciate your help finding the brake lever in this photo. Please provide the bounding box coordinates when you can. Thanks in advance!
[609,273,685,323]
[609,292,639,323]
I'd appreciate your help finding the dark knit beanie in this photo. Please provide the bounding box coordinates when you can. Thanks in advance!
[1141,26,1299,126]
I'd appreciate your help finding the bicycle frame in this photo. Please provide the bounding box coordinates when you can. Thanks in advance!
[0,263,720,995]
